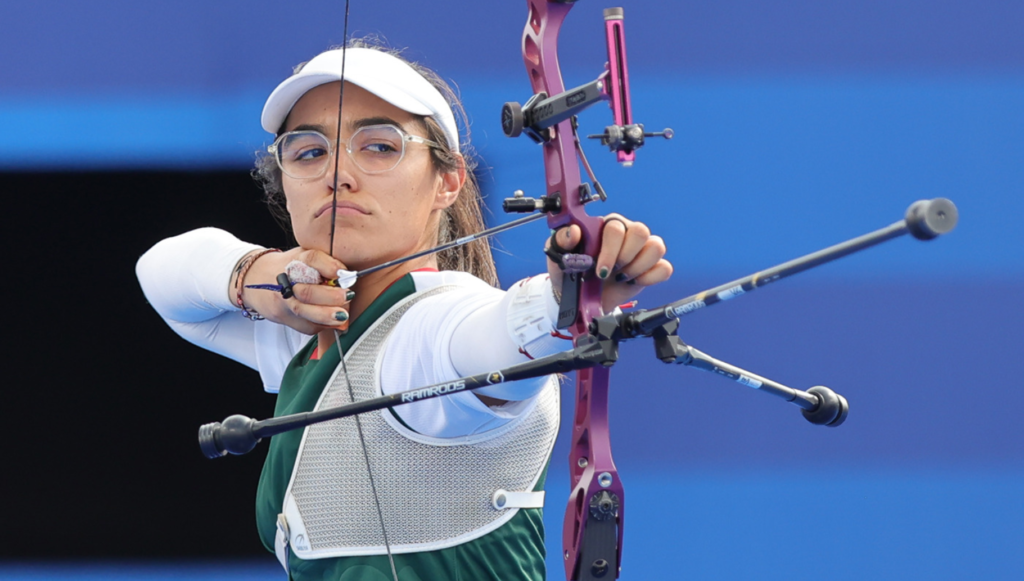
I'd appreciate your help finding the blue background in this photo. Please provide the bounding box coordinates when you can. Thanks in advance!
[3,1,1021,579]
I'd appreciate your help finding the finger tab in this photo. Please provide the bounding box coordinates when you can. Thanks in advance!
[285,261,323,285]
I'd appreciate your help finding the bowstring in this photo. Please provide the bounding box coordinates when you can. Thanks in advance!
[328,2,400,580]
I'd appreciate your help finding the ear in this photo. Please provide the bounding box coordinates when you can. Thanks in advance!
[433,153,466,210]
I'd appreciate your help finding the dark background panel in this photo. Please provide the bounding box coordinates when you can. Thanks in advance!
[2,171,286,557]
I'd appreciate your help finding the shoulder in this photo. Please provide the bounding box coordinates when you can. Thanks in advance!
[381,271,503,375]
[402,270,504,311]
[409,270,498,293]
[407,268,502,308]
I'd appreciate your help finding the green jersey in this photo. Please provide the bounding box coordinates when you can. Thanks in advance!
[254,274,550,580]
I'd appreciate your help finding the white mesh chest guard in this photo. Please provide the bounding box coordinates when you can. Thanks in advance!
[281,286,560,559]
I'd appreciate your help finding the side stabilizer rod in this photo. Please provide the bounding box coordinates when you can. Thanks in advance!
[655,327,848,427]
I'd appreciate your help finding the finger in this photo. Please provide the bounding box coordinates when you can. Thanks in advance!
[615,235,666,283]
[548,224,581,252]
[298,248,348,280]
[289,283,354,308]
[629,258,674,287]
[596,216,630,279]
[614,220,651,272]
[291,301,352,330]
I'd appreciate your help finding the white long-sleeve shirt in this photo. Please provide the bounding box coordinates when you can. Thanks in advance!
[136,228,568,437]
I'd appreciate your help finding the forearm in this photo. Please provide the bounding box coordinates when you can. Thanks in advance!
[136,227,265,368]
[449,275,567,400]
[137,227,263,322]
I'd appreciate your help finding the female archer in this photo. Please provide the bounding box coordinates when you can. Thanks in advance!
[137,41,671,580]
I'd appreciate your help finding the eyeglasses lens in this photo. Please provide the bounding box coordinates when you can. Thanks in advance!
[349,125,406,174]
[277,132,331,179]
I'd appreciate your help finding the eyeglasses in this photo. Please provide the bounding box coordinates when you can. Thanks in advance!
[268,124,441,179]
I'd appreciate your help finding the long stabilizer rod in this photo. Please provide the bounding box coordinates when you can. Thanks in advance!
[624,198,958,337]
[198,341,603,459]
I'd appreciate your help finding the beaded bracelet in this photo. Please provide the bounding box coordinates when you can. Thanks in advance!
[234,248,282,320]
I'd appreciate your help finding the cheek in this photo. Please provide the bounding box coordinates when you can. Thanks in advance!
[406,167,444,209]
[281,185,314,240]
[282,181,310,215]
[283,193,299,222]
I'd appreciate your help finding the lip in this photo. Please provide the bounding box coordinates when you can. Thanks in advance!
[316,200,369,218]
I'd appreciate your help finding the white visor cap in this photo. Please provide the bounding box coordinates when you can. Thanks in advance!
[261,47,460,154]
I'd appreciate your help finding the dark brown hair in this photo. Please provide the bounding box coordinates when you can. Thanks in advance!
[253,39,498,287]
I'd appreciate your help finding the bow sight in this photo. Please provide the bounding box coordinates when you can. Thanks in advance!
[501,7,672,165]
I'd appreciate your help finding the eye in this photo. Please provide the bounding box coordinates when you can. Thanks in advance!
[361,141,400,155]
[279,132,331,163]
[294,145,329,161]
[351,126,405,157]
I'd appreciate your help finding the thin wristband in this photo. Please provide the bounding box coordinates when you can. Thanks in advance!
[234,248,282,320]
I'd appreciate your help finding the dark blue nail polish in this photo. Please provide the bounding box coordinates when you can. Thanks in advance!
[615,273,629,283]
[334,310,349,322]
[346,290,355,301]
[598,267,610,279]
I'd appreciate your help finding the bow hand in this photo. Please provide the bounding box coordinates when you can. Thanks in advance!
[546,214,673,314]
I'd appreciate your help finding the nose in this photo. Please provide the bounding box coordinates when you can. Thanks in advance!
[323,144,357,191]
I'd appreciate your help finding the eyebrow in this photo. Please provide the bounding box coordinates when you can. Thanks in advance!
[289,122,329,134]
[351,116,404,130]
[288,116,407,136]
